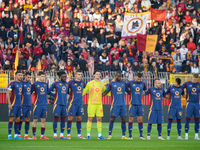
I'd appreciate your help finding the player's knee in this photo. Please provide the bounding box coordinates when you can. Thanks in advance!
[129,117,134,123]
[121,117,126,122]
[194,118,199,121]
[76,116,82,121]
[186,117,191,121]
[15,117,20,122]
[68,116,73,121]
[25,118,30,122]
[110,117,116,122]
[41,118,46,123]
[137,117,143,123]
[88,117,93,122]
[9,117,14,122]
[97,117,102,122]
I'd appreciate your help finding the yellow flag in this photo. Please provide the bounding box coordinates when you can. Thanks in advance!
[37,59,42,70]
[14,50,19,70]
[145,35,158,53]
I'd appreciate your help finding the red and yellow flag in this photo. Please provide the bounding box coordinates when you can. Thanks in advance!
[14,50,19,70]
[150,8,166,21]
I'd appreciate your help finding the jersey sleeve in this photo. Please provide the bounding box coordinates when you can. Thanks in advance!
[181,87,185,95]
[8,82,14,91]
[143,82,147,91]
[125,82,129,92]
[181,82,188,89]
[31,82,36,94]
[162,88,166,97]
[127,81,131,88]
[82,82,89,95]
[106,82,112,92]
[48,82,56,96]
[165,86,171,95]
[145,88,151,95]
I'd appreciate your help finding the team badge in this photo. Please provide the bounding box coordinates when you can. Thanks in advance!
[122,84,124,86]
[114,85,116,87]
[190,85,192,87]
[44,84,46,86]
[75,84,77,86]
[112,113,114,115]
[81,83,83,85]
[198,86,199,88]
[133,84,135,86]
[160,90,162,92]
[55,113,57,116]
[140,84,142,87]
[24,85,26,87]
[179,88,181,91]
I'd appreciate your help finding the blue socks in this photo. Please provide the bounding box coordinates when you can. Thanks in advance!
[41,127,45,136]
[76,121,81,135]
[53,117,59,134]
[128,122,132,137]
[8,122,13,135]
[18,121,22,135]
[177,119,182,136]
[67,120,72,135]
[167,119,173,136]
[157,124,162,136]
[14,122,19,134]
[60,117,66,135]
[138,123,143,137]
[109,121,114,136]
[121,121,126,136]
[185,117,190,133]
[25,121,30,135]
[194,118,199,134]
[147,124,152,136]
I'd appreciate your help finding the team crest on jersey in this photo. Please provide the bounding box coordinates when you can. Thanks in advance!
[24,85,26,87]
[55,113,57,115]
[122,84,124,86]
[140,84,142,87]
[75,84,77,86]
[44,84,46,86]
[133,84,135,86]
[114,85,116,87]
[160,90,162,92]
[81,83,83,85]
[66,84,68,86]
[17,85,18,87]
[198,86,199,88]
[190,85,192,87]
[179,88,181,91]
[112,113,114,115]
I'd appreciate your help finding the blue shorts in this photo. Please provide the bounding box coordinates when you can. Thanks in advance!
[110,105,126,117]
[9,106,22,117]
[21,106,31,119]
[33,105,47,119]
[129,105,144,117]
[186,102,200,118]
[53,104,67,117]
[168,108,183,119]
[68,104,84,116]
[148,110,163,124]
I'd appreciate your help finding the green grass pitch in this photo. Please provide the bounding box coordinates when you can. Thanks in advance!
[0,122,199,150]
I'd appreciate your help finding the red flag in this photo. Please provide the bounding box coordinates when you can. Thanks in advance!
[150,8,166,21]
[19,30,23,45]
[137,34,146,52]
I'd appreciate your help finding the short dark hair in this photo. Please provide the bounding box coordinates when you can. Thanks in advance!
[38,71,45,76]
[15,70,22,75]
[25,71,31,76]
[93,70,101,75]
[175,78,181,85]
[154,78,160,82]
[116,71,122,76]
[193,73,199,78]
[137,72,143,78]
[57,70,66,77]
[76,69,82,74]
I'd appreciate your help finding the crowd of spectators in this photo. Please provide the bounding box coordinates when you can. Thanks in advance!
[0,0,200,76]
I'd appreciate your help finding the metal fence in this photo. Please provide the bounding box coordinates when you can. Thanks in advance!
[0,71,170,105]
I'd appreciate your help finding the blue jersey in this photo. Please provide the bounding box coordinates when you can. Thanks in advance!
[8,81,22,107]
[32,81,48,106]
[68,80,85,105]
[145,87,165,111]
[21,81,32,106]
[165,85,184,109]
[182,81,200,103]
[106,81,128,106]
[127,81,147,105]
[48,80,68,105]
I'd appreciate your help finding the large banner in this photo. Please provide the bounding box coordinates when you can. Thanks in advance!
[150,8,166,21]
[121,12,148,39]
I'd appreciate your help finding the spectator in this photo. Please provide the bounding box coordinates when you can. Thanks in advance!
[78,55,87,72]
[191,63,199,73]
[102,60,111,72]
[157,59,166,72]
[111,60,120,71]
[187,37,196,53]
[180,60,191,73]
[132,61,140,72]
[99,51,109,64]
[0,25,7,42]
[172,49,183,72]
